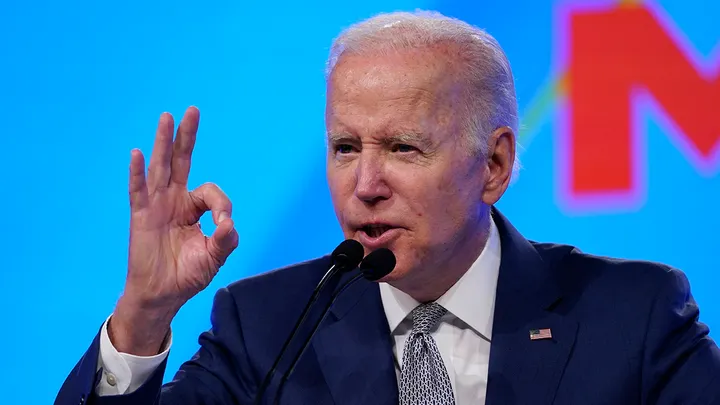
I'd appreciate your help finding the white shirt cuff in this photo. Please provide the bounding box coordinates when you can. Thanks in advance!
[95,315,172,396]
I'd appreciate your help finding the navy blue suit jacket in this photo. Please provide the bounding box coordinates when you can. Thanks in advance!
[55,210,720,404]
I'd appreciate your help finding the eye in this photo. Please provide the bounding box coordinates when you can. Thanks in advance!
[392,144,417,153]
[335,144,356,154]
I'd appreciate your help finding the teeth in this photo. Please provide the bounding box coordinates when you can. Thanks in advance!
[363,224,390,238]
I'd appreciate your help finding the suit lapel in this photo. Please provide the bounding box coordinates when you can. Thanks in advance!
[487,209,578,405]
[313,273,398,405]
[488,312,578,405]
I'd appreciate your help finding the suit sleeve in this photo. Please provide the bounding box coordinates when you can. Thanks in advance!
[642,268,720,405]
[54,287,259,405]
[96,316,171,396]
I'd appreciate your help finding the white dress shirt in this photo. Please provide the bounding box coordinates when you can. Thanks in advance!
[96,218,501,401]
[380,218,501,405]
[95,316,171,395]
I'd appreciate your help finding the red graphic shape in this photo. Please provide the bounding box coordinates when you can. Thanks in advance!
[568,6,720,195]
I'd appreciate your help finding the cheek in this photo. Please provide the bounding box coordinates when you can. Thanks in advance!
[438,160,483,204]
[327,166,355,197]
[414,171,477,234]
[327,168,356,223]
[395,179,452,239]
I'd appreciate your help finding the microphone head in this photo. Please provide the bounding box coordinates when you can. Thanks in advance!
[331,239,365,271]
[359,248,396,281]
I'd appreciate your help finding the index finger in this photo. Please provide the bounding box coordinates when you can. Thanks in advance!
[188,182,233,225]
[170,106,200,187]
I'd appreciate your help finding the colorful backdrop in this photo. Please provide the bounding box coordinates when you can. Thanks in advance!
[1,0,718,402]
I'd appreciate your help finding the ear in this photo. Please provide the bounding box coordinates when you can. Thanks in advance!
[481,126,516,205]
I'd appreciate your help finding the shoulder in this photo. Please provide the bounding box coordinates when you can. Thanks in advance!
[225,254,333,298]
[212,255,342,323]
[533,240,678,279]
[531,241,689,303]
[529,241,703,347]
[208,255,337,353]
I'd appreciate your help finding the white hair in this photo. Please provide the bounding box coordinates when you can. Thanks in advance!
[325,10,519,159]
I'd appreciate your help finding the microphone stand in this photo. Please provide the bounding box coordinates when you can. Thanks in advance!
[271,271,366,405]
[254,262,348,405]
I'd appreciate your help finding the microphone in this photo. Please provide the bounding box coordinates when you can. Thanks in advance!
[358,247,397,281]
[272,248,396,405]
[254,239,364,405]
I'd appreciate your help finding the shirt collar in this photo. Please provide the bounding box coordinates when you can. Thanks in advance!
[379,217,502,339]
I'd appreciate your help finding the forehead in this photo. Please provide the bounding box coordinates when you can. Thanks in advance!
[328,48,459,102]
[326,49,463,134]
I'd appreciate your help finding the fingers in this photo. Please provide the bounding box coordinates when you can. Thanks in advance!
[207,218,239,266]
[189,182,233,225]
[147,112,175,192]
[190,181,237,266]
[170,106,200,187]
[129,149,149,212]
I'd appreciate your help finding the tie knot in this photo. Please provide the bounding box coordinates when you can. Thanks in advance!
[410,302,447,334]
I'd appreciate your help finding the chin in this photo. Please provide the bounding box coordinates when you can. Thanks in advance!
[375,270,401,283]
[375,256,413,284]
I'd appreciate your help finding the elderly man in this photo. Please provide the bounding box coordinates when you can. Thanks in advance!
[55,10,720,405]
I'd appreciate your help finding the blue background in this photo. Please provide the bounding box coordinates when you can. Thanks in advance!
[0,0,717,402]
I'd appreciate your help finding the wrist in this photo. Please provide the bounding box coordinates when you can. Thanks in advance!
[109,296,178,356]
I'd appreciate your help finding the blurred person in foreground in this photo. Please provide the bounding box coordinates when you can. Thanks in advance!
[55,10,720,405]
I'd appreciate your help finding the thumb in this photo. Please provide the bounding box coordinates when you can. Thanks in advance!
[207,218,239,266]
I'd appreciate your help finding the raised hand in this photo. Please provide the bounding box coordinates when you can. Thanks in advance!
[109,106,239,356]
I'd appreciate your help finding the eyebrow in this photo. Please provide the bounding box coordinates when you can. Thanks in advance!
[326,132,357,145]
[326,131,433,149]
[385,132,433,149]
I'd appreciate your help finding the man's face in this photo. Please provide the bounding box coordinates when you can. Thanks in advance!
[325,48,495,284]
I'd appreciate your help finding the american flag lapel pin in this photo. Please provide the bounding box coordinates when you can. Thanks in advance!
[529,328,552,340]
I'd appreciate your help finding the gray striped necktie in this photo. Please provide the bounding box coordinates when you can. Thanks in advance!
[399,302,456,405]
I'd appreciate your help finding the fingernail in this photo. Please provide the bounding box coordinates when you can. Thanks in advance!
[218,211,229,223]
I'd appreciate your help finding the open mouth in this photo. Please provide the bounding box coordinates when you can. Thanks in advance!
[362,224,392,238]
[356,222,401,248]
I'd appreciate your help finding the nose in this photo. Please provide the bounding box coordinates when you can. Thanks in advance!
[354,152,392,205]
